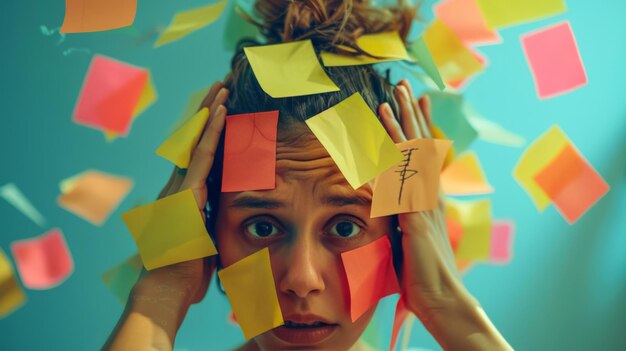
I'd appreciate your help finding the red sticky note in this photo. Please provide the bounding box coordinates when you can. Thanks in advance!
[489,221,514,264]
[222,111,279,192]
[521,21,587,99]
[10,229,74,289]
[389,296,410,351]
[435,0,501,46]
[341,236,400,323]
[73,55,149,135]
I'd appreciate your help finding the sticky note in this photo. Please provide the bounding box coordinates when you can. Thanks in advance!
[389,297,410,351]
[73,55,152,136]
[489,221,514,264]
[58,170,133,226]
[60,0,137,33]
[0,248,26,318]
[534,144,609,224]
[121,189,217,270]
[155,0,228,47]
[371,139,452,217]
[435,0,501,45]
[222,111,279,192]
[244,40,339,98]
[102,253,143,304]
[409,37,445,90]
[10,229,74,289]
[521,21,587,99]
[441,151,493,196]
[342,236,400,322]
[306,92,404,189]
[321,31,411,66]
[446,199,491,261]
[218,247,283,339]
[446,217,463,252]
[156,108,210,169]
[476,0,567,29]
[169,88,211,133]
[0,183,46,227]
[429,92,477,155]
[465,105,526,148]
[105,75,157,141]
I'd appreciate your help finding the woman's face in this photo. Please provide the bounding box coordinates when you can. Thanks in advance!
[215,130,393,350]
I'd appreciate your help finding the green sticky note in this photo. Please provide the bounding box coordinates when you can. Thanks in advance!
[429,92,477,154]
[410,37,445,90]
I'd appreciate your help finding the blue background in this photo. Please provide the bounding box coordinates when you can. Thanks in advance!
[1,0,625,350]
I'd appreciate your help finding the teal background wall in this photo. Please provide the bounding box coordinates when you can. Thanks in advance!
[1,1,625,350]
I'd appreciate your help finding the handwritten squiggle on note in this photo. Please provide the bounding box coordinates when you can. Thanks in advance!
[395,147,419,205]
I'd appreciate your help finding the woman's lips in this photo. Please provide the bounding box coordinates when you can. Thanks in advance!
[272,320,339,345]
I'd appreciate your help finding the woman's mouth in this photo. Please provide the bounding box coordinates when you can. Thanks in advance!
[272,319,339,345]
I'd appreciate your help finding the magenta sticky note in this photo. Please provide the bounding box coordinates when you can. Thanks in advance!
[489,221,514,264]
[10,228,74,289]
[521,21,587,99]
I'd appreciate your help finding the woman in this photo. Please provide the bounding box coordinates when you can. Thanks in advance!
[104,0,513,350]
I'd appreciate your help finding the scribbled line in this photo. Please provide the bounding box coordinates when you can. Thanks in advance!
[395,147,419,205]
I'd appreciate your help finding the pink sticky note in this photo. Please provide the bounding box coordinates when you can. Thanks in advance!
[341,236,400,323]
[10,229,74,289]
[73,55,148,135]
[489,221,514,264]
[389,296,410,351]
[521,21,587,99]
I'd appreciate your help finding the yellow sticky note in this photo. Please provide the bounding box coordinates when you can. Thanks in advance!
[121,189,217,270]
[513,125,568,211]
[306,92,404,189]
[320,31,412,66]
[218,248,283,339]
[244,40,340,98]
[105,75,158,141]
[447,199,491,261]
[155,0,228,48]
[476,0,567,29]
[0,248,26,318]
[156,108,210,169]
[441,151,493,196]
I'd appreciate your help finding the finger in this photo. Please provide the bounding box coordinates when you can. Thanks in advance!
[395,82,420,140]
[400,80,429,139]
[199,81,225,111]
[418,96,433,138]
[209,88,229,120]
[379,102,407,143]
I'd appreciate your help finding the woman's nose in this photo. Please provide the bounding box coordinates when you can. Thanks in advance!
[277,235,326,299]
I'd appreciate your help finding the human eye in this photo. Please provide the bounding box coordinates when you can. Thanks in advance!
[328,219,362,238]
[245,218,280,239]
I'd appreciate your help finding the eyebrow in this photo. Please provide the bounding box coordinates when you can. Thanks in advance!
[229,194,371,209]
[322,194,371,207]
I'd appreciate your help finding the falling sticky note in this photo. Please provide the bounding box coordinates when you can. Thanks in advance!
[521,21,587,99]
[73,55,151,136]
[371,139,452,217]
[389,297,410,351]
[441,151,493,196]
[244,40,339,98]
[306,92,404,189]
[170,88,211,133]
[105,75,158,141]
[409,37,445,91]
[0,183,46,227]
[321,31,412,66]
[435,0,501,45]
[156,108,210,169]
[489,221,514,264]
[342,236,400,322]
[121,189,217,270]
[0,248,26,318]
[222,111,279,192]
[534,144,609,224]
[465,105,526,148]
[446,199,491,261]
[58,170,133,226]
[10,229,74,289]
[102,253,143,304]
[475,0,567,29]
[429,92,478,155]
[60,0,137,33]
[218,247,283,339]
[155,0,228,47]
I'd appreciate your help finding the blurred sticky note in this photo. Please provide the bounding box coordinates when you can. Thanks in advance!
[0,248,26,318]
[429,92,477,154]
[155,0,228,47]
[489,221,514,264]
[389,297,410,351]
[306,92,404,189]
[218,247,283,339]
[0,183,46,227]
[476,0,567,29]
[102,253,143,304]
[60,0,137,33]
[244,40,339,98]
[222,111,279,192]
[534,144,609,224]
[10,229,74,289]
[446,199,491,261]
[435,0,501,45]
[73,55,152,136]
[156,108,210,169]
[371,139,452,217]
[105,75,157,141]
[170,88,211,133]
[409,37,445,90]
[321,31,411,66]
[465,105,526,148]
[521,21,587,99]
[441,151,493,195]
[58,170,133,226]
[224,2,260,51]
[121,189,217,270]
[342,236,400,322]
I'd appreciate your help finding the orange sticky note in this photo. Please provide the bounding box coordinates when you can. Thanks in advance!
[0,248,26,318]
[441,151,493,196]
[61,0,137,33]
[389,296,410,351]
[341,236,400,323]
[521,21,587,99]
[435,0,501,46]
[222,111,279,192]
[371,139,452,218]
[73,55,150,135]
[10,229,74,289]
[489,221,514,264]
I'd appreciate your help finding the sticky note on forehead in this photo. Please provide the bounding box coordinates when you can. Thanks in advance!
[306,92,404,189]
[371,138,452,218]
[218,247,283,339]
[244,40,339,98]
